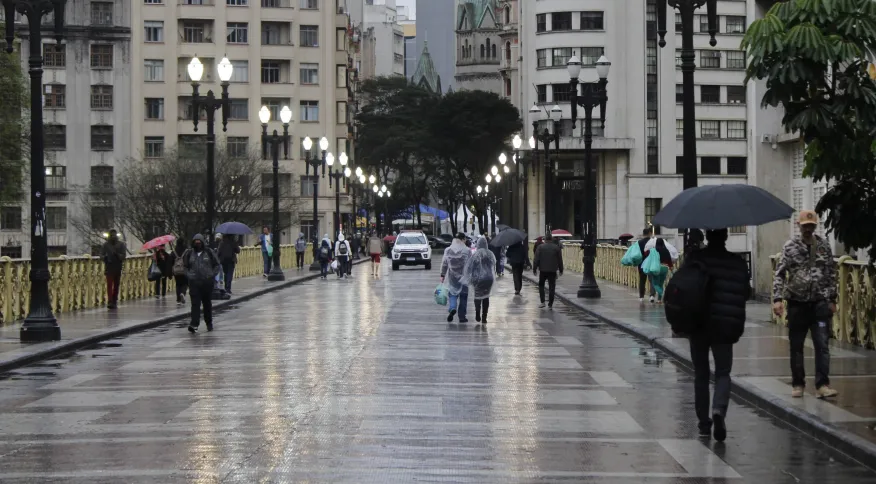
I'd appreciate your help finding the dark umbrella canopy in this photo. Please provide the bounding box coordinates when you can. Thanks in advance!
[496,224,511,232]
[490,228,527,247]
[652,184,794,229]
[215,221,254,235]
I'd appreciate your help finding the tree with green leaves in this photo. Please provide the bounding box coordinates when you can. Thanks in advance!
[0,30,29,206]
[743,0,876,257]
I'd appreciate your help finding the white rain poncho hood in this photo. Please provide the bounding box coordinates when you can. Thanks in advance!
[442,238,471,296]
[462,237,496,300]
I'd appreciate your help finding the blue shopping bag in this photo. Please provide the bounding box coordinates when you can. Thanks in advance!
[434,284,448,306]
[621,243,643,267]
[641,249,663,275]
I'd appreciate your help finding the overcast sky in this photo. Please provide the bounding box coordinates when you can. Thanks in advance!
[397,0,416,18]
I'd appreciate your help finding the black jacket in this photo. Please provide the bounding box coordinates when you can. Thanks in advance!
[506,242,529,265]
[534,241,564,274]
[217,239,240,264]
[686,246,750,344]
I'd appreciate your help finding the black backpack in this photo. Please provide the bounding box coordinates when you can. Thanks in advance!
[338,242,348,255]
[663,260,711,335]
[319,246,330,261]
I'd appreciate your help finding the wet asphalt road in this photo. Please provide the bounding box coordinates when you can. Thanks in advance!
[0,257,873,483]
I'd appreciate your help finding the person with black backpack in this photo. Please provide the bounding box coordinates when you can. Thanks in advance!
[666,228,748,442]
[317,238,332,279]
[334,234,352,278]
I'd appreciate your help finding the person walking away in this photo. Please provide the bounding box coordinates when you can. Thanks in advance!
[335,234,352,278]
[506,241,530,296]
[681,229,749,442]
[533,236,544,262]
[368,231,383,276]
[318,238,332,279]
[172,238,188,304]
[463,238,496,324]
[533,234,563,309]
[101,229,127,309]
[183,234,220,333]
[351,232,361,260]
[153,246,172,298]
[217,234,240,294]
[489,242,503,277]
[257,226,272,277]
[773,210,839,399]
[441,233,472,323]
[645,238,675,303]
[637,228,657,303]
[295,233,307,269]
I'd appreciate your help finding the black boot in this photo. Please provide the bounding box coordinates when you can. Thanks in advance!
[482,310,488,324]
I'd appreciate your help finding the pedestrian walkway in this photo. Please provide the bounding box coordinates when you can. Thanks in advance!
[522,269,876,467]
[0,261,365,372]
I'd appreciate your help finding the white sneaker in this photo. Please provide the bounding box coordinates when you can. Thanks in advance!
[638,298,644,302]
[649,296,655,303]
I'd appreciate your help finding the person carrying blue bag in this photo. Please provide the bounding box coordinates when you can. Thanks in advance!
[641,237,675,303]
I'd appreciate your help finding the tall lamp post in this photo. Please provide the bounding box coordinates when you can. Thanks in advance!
[567,55,611,299]
[529,104,561,235]
[304,136,329,270]
[511,134,523,229]
[657,0,717,248]
[326,152,348,240]
[258,105,291,282]
[5,0,66,342]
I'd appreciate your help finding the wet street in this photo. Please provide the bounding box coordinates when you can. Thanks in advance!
[0,259,873,483]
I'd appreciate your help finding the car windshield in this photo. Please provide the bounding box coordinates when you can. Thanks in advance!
[396,234,427,245]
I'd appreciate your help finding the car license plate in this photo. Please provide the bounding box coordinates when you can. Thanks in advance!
[406,257,416,261]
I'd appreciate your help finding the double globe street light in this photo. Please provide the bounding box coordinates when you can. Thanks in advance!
[529,103,562,234]
[303,135,329,270]
[258,104,292,282]
[326,152,349,240]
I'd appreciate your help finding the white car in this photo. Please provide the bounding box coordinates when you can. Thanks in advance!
[391,231,432,270]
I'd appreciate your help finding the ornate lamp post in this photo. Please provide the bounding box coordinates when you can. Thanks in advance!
[304,136,329,270]
[5,0,66,342]
[259,105,291,282]
[326,152,348,240]
[529,103,561,235]
[567,55,611,299]
[511,134,523,229]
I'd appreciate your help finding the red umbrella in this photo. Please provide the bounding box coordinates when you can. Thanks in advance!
[383,235,397,243]
[551,229,572,237]
[142,235,176,251]
[619,233,634,239]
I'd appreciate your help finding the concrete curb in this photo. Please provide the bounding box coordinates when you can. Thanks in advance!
[0,259,369,374]
[519,271,876,472]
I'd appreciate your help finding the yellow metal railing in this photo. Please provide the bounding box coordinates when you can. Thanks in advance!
[0,244,314,324]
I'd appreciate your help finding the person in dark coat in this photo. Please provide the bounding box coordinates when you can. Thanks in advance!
[637,227,657,302]
[152,246,173,298]
[183,234,221,333]
[506,241,530,295]
[533,234,564,309]
[683,228,749,442]
[217,234,240,294]
[533,236,544,261]
[173,238,188,304]
[101,229,127,309]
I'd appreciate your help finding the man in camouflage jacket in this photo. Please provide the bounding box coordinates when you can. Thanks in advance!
[772,210,838,399]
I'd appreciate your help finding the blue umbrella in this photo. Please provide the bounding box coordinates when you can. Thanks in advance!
[215,221,253,235]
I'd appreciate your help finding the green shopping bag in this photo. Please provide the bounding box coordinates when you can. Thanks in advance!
[621,243,642,266]
[641,249,662,275]
[434,284,448,306]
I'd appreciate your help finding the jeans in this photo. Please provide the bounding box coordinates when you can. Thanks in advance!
[221,261,235,292]
[336,256,349,277]
[296,251,305,269]
[105,272,121,305]
[496,258,504,275]
[320,261,329,277]
[174,275,188,299]
[511,263,524,293]
[689,336,733,424]
[787,301,832,388]
[262,251,271,274]
[189,281,213,328]
[154,277,168,297]
[475,297,490,318]
[448,286,469,321]
[538,271,557,306]
[638,268,655,299]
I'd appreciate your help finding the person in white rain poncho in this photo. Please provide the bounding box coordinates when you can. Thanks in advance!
[462,237,496,324]
[440,233,472,323]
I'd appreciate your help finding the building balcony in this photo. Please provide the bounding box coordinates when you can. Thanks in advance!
[177,1,217,19]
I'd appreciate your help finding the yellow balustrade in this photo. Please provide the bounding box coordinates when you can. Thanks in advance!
[0,244,314,325]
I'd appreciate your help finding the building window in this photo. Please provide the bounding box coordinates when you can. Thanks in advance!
[675,119,683,138]
[231,60,249,82]
[1,207,22,230]
[580,11,604,30]
[300,100,319,121]
[728,225,747,234]
[505,41,511,61]
[675,156,685,174]
[261,98,289,122]
[182,22,207,43]
[552,83,572,103]
[726,51,746,69]
[91,166,114,190]
[299,137,316,160]
[300,0,317,8]
[229,99,249,120]
[144,0,163,4]
[700,156,720,175]
[536,14,546,33]
[536,84,547,104]
[90,85,113,110]
[727,85,746,104]
[552,47,572,68]
[227,137,249,158]
[699,15,711,33]
[261,60,281,83]
[700,50,720,68]
[491,43,497,58]
[43,43,65,67]
[675,84,683,103]
[45,125,66,150]
[261,173,292,197]
[300,25,319,47]
[90,44,113,68]
[144,21,163,42]
[227,22,248,44]
[91,126,113,150]
[144,59,164,81]
[480,44,485,58]
[336,101,347,123]
[91,207,114,232]
[295,63,319,86]
[46,207,67,231]
[647,146,658,175]
[675,13,683,32]
[262,0,282,6]
[504,78,511,96]
[727,120,746,139]
[44,84,65,109]
[700,85,720,104]
[580,47,604,66]
[726,16,746,34]
[262,22,283,45]
[45,165,67,191]
[645,198,662,234]
[727,157,747,175]
[90,1,113,26]
[145,98,164,120]
[300,176,318,197]
[227,0,247,5]
[552,12,572,31]
[536,49,547,68]
[144,136,164,158]
[700,120,720,139]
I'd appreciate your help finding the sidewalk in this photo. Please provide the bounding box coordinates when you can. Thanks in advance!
[520,269,876,469]
[0,259,368,372]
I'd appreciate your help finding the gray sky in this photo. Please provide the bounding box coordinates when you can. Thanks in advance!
[397,0,416,18]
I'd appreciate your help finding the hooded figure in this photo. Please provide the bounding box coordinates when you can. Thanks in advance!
[318,238,332,278]
[295,233,307,270]
[334,233,352,278]
[462,238,497,323]
[441,234,472,323]
[183,234,220,333]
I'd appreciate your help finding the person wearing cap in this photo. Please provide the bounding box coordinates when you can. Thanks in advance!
[772,210,839,399]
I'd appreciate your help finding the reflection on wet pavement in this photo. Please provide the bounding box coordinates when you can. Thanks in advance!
[0,258,872,482]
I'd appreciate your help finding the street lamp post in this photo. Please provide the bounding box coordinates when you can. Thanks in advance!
[326,152,348,240]
[529,104,561,235]
[511,134,523,229]
[567,55,611,299]
[304,136,329,270]
[259,105,292,282]
[5,0,66,342]
[657,0,717,248]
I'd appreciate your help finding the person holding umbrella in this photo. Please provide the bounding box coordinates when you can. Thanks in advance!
[217,234,240,295]
[491,227,529,295]
[152,245,173,298]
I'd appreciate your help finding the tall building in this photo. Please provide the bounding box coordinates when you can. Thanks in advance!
[454,0,502,93]
[349,0,405,79]
[497,1,521,108]
[397,3,417,77]
[415,0,455,93]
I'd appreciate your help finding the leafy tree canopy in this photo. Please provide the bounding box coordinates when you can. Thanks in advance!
[0,33,29,205]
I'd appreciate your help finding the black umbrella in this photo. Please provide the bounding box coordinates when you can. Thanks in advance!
[497,224,511,232]
[652,184,793,229]
[215,221,254,235]
[489,228,526,247]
